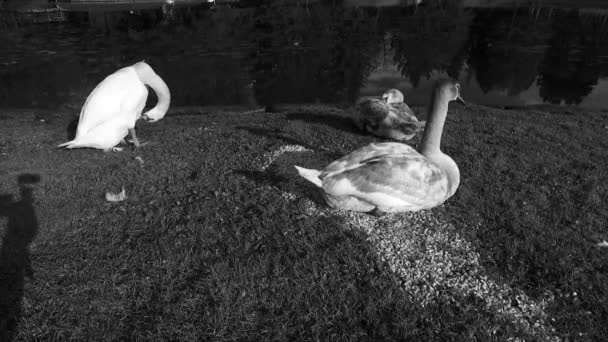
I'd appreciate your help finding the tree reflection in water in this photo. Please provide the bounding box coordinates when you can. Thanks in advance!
[538,9,608,105]
[467,7,551,95]
[246,0,382,109]
[389,1,472,87]
[1,1,608,109]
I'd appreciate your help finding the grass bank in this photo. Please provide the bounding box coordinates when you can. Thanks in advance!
[0,103,606,341]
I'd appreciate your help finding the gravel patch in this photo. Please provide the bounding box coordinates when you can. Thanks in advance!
[258,144,313,171]
[301,201,560,341]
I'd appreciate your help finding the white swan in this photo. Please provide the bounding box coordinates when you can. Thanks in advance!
[355,88,425,141]
[295,79,464,214]
[58,61,170,151]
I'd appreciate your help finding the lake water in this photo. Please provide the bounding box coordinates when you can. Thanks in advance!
[2,0,608,111]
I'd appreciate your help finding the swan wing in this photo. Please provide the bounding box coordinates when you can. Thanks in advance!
[321,142,417,177]
[385,110,425,134]
[62,118,130,150]
[75,67,147,139]
[356,98,390,130]
[322,152,450,211]
[389,102,417,120]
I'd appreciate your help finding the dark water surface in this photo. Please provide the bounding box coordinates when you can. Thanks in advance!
[2,0,608,111]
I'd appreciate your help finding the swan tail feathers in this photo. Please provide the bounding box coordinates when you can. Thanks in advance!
[58,139,97,149]
[57,140,75,148]
[294,166,323,188]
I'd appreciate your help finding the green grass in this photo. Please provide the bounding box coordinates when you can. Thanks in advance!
[440,104,608,341]
[0,104,606,341]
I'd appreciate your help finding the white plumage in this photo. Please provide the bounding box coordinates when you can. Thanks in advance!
[58,61,171,151]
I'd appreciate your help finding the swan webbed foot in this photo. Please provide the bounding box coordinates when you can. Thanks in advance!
[128,140,150,148]
[104,147,124,152]
[128,128,143,147]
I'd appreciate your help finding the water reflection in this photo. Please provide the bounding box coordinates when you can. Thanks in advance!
[245,1,383,109]
[467,8,551,96]
[1,1,608,110]
[389,1,472,87]
[538,9,608,105]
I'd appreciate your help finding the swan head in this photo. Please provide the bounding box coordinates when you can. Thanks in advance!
[141,109,166,123]
[435,79,465,106]
[134,61,171,123]
[382,88,404,104]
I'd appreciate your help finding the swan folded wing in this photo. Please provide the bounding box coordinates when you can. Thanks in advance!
[62,118,130,150]
[118,81,148,126]
[321,142,418,177]
[389,102,416,119]
[323,154,450,210]
[75,68,145,138]
[356,98,390,130]
[358,98,389,120]
[383,112,424,135]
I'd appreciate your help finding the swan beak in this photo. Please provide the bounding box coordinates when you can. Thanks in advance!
[142,114,153,122]
[456,96,466,106]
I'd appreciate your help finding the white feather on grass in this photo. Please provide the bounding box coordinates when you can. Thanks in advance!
[595,240,608,248]
[105,187,127,202]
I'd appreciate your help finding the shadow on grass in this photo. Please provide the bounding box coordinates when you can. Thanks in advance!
[233,168,326,206]
[235,125,318,151]
[234,169,289,188]
[285,112,365,137]
[233,144,328,208]
[0,174,40,342]
[66,115,79,141]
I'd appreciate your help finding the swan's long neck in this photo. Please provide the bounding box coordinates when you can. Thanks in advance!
[134,62,171,121]
[418,89,460,196]
[419,90,448,156]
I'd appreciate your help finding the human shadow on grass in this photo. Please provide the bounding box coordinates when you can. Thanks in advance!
[0,174,40,342]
